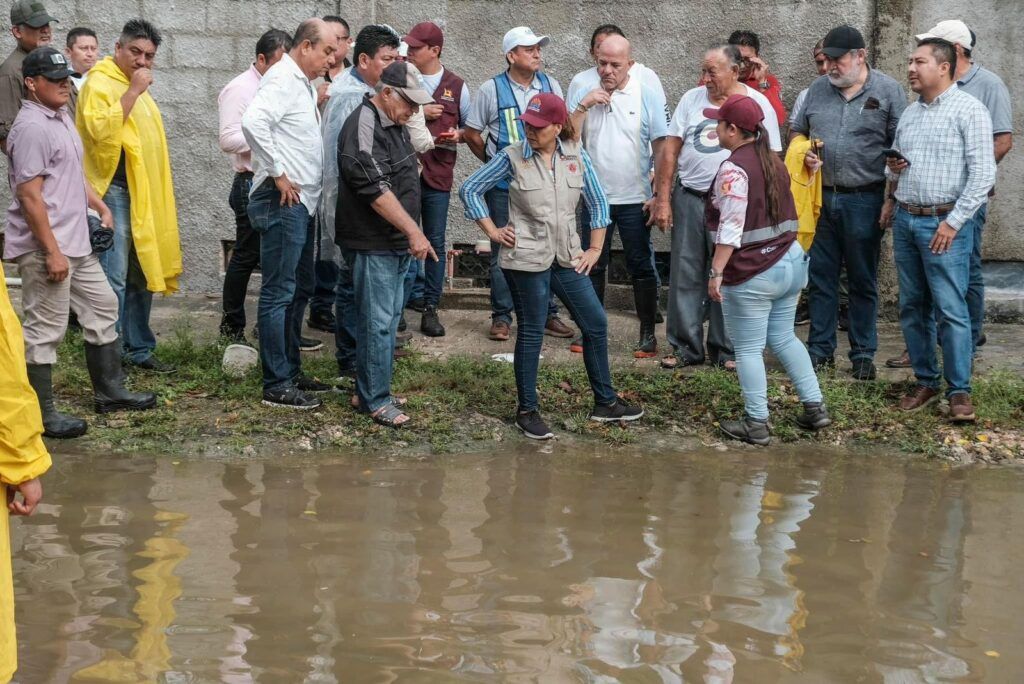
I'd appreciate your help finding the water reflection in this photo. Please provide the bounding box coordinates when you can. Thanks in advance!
[10,449,1024,681]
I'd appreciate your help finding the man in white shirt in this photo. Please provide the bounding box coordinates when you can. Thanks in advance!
[566,34,669,359]
[217,29,291,343]
[651,44,781,370]
[241,19,336,410]
[64,26,97,90]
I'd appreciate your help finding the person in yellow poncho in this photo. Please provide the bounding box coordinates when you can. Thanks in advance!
[76,19,180,373]
[0,274,52,683]
[785,135,822,252]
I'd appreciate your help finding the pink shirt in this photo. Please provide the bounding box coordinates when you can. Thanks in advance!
[4,100,91,259]
[218,64,261,173]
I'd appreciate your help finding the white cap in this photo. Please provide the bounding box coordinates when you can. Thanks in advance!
[916,19,973,50]
[502,26,550,54]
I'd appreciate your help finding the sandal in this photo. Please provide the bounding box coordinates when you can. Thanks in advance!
[351,394,408,410]
[371,402,410,428]
[717,359,737,372]
[661,355,705,370]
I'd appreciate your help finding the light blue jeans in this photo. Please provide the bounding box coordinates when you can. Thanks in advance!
[721,241,822,420]
[98,184,157,363]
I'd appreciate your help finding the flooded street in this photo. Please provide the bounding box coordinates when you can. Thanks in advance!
[10,447,1024,682]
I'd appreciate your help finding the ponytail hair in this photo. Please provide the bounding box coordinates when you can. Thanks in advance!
[558,115,577,141]
[746,123,781,227]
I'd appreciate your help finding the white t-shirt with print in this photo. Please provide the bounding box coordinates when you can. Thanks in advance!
[668,85,781,192]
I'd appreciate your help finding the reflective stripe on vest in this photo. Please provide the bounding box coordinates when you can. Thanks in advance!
[493,71,553,153]
[710,218,799,246]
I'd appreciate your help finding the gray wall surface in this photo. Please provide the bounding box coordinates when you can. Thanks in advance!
[0,0,1018,294]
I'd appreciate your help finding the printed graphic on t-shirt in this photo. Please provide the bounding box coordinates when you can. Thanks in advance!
[692,118,721,154]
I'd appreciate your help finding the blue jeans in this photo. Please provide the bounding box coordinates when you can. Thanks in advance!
[892,208,974,396]
[289,216,316,372]
[486,186,558,323]
[419,181,450,307]
[722,242,822,420]
[311,253,339,319]
[99,185,156,363]
[345,250,411,413]
[965,203,987,348]
[580,202,658,284]
[807,188,884,361]
[504,265,618,412]
[248,182,313,392]
[334,254,357,373]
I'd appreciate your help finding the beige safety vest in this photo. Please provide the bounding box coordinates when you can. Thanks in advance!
[502,139,586,272]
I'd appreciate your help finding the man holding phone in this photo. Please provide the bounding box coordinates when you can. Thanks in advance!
[403,21,470,338]
[790,25,907,381]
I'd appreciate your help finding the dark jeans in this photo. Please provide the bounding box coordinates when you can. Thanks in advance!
[221,172,257,336]
[892,208,973,396]
[334,253,357,373]
[419,180,450,307]
[486,186,558,323]
[581,202,658,285]
[345,250,411,413]
[248,182,313,392]
[505,265,618,412]
[966,203,987,348]
[310,217,338,319]
[806,188,884,362]
[289,216,316,372]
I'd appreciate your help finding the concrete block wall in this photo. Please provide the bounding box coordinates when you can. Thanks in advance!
[0,0,1018,294]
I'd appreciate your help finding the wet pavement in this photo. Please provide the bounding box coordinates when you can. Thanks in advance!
[11,446,1024,682]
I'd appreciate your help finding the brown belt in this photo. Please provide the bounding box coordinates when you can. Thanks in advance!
[897,201,956,217]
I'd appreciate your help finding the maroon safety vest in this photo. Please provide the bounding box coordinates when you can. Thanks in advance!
[419,68,465,192]
[705,142,798,286]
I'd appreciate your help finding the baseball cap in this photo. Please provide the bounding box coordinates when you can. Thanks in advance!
[380,61,434,105]
[916,20,973,50]
[821,25,866,58]
[502,26,549,54]
[10,0,58,28]
[404,21,443,49]
[22,46,77,79]
[519,92,567,128]
[702,94,764,132]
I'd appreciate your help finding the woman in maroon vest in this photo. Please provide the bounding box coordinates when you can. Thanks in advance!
[704,95,831,445]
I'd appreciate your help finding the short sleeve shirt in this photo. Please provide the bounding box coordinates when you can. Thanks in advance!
[957,64,1013,134]
[4,101,91,260]
[668,85,781,192]
[466,72,563,159]
[420,68,472,126]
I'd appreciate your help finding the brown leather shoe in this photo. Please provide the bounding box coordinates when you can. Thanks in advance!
[488,320,511,341]
[948,393,976,423]
[544,315,575,338]
[885,350,912,368]
[899,386,939,412]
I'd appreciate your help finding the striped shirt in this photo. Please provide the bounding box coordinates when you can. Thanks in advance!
[888,84,996,230]
[459,139,611,229]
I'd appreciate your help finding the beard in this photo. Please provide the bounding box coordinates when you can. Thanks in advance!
[828,70,860,88]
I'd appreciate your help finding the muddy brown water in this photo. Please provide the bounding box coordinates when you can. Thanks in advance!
[9,446,1024,682]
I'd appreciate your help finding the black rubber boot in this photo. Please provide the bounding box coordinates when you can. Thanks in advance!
[85,341,158,414]
[632,278,658,358]
[26,364,87,438]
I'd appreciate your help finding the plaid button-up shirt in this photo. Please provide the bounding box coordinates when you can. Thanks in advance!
[888,84,996,230]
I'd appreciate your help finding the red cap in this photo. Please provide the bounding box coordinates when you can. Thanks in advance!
[404,21,444,49]
[519,93,568,128]
[703,94,764,132]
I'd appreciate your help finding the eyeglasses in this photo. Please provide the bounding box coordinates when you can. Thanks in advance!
[391,88,417,107]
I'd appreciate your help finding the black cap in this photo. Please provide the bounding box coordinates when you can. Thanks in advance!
[22,46,78,79]
[821,25,866,58]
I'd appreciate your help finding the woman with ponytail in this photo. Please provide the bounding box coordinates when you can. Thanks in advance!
[704,95,831,445]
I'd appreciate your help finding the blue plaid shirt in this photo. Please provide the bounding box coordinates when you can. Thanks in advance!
[888,84,996,230]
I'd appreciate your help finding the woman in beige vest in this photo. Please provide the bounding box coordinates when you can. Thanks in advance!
[459,93,643,440]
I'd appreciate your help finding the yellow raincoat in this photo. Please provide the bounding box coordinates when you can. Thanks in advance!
[785,135,822,252]
[0,275,52,683]
[76,57,182,294]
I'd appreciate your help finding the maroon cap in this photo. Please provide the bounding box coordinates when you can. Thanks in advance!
[519,93,568,128]
[703,94,764,131]
[404,21,443,49]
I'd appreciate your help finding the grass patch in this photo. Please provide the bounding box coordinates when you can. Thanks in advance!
[49,327,1024,460]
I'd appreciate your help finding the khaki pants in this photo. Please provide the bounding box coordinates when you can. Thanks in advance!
[15,250,119,365]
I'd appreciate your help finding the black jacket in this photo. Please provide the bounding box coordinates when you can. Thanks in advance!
[336,95,420,251]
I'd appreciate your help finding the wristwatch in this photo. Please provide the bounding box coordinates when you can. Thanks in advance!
[575,103,588,114]
[708,269,724,279]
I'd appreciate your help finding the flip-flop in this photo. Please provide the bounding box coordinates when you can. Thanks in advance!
[371,402,410,428]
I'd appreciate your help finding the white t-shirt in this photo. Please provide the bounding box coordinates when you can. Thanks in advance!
[566,64,670,204]
[418,68,472,125]
[668,85,781,192]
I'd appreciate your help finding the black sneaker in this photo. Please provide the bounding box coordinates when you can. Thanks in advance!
[850,358,877,381]
[398,314,408,333]
[295,374,332,393]
[794,297,810,326]
[795,402,832,431]
[126,356,177,374]
[299,336,323,352]
[516,410,554,440]
[590,399,644,423]
[307,311,336,333]
[421,306,445,337]
[262,386,322,410]
[719,415,771,446]
[406,297,426,313]
[810,355,835,372]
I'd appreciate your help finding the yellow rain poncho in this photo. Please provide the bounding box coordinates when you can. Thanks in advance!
[785,135,823,252]
[76,57,182,294]
[0,275,52,683]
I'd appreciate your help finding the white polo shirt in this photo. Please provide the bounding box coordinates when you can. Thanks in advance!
[566,64,669,204]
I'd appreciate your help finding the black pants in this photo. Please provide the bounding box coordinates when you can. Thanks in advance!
[221,172,258,336]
